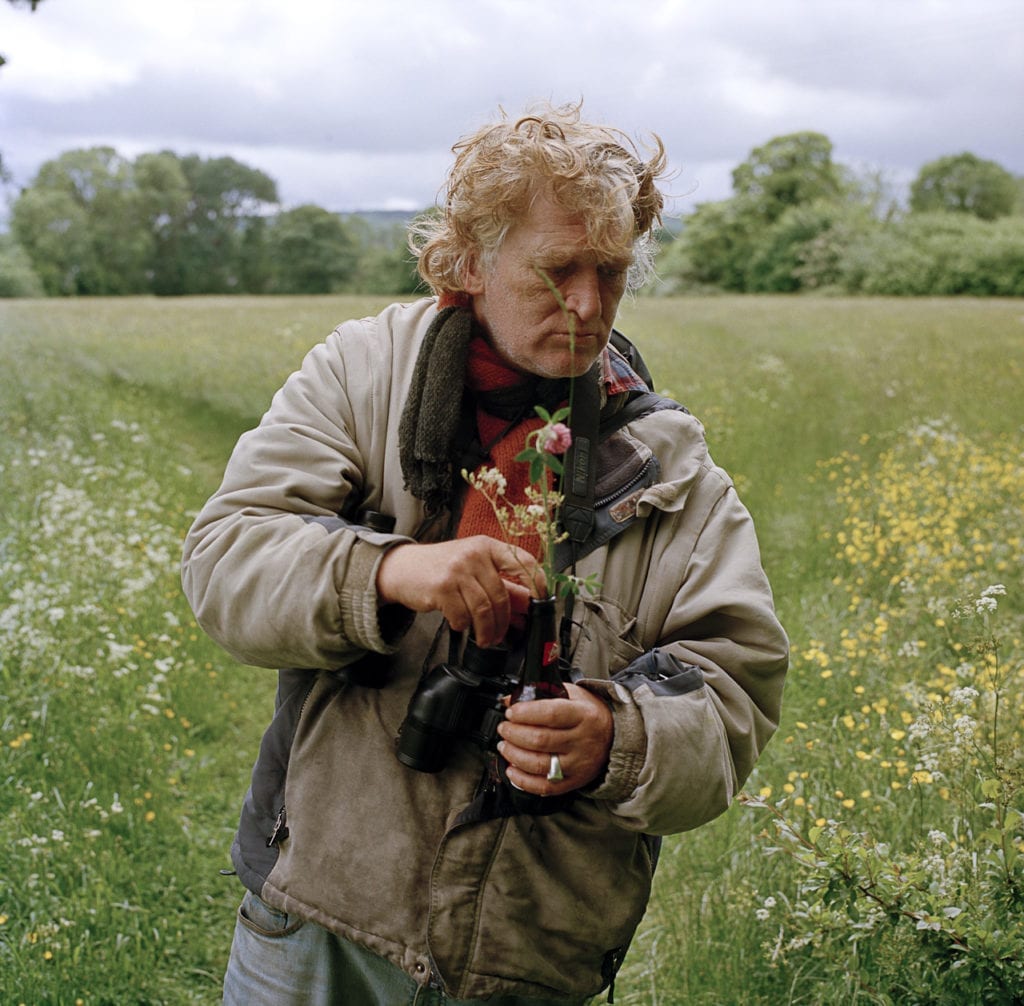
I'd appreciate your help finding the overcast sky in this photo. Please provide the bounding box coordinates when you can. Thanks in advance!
[1,0,1022,220]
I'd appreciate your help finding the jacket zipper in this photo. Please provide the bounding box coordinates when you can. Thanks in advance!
[594,457,654,510]
[265,674,322,849]
[267,806,289,847]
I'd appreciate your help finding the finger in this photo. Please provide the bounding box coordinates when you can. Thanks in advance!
[498,719,573,757]
[503,697,577,728]
[498,740,567,779]
[459,577,508,649]
[500,754,575,797]
[490,540,547,595]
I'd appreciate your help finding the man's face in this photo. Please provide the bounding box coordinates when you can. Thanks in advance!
[464,189,632,379]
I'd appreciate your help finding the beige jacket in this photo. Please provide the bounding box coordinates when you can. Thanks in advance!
[181,297,788,1000]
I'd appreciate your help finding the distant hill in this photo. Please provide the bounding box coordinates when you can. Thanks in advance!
[340,209,419,233]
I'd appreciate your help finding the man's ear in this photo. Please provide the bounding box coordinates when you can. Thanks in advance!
[462,251,485,296]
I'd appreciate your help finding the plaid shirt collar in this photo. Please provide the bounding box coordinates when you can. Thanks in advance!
[601,342,648,397]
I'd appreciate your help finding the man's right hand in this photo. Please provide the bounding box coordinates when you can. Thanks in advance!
[375,536,545,648]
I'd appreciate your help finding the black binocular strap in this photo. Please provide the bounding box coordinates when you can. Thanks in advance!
[559,362,601,544]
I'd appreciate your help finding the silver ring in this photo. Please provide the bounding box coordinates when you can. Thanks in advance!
[547,754,564,782]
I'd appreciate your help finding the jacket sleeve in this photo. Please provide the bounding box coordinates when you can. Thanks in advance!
[578,462,789,836]
[180,323,412,670]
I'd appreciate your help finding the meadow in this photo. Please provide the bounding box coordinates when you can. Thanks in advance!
[1,294,1021,1004]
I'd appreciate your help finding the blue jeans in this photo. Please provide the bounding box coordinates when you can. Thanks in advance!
[223,890,592,1005]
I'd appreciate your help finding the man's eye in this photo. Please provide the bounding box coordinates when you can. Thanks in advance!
[599,265,627,280]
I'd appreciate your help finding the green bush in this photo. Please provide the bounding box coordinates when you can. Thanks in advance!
[745,202,875,293]
[839,215,1024,296]
[0,234,45,297]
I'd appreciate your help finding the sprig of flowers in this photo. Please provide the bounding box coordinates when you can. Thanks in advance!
[462,405,597,598]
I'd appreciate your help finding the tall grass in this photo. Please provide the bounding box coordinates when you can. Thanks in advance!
[1,294,1021,1004]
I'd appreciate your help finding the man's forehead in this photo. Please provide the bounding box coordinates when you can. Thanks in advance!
[529,235,633,265]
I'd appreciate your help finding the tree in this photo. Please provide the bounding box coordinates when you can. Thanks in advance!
[745,201,874,293]
[133,151,192,295]
[909,152,1018,221]
[661,199,757,291]
[658,131,854,293]
[168,154,278,294]
[269,205,358,293]
[346,216,422,294]
[11,147,152,294]
[11,148,279,295]
[731,131,845,223]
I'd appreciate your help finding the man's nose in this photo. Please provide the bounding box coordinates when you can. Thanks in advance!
[562,268,601,322]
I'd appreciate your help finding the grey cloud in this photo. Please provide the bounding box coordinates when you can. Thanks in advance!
[1,0,1020,213]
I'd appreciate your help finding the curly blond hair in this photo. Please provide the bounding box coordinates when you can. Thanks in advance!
[410,102,667,295]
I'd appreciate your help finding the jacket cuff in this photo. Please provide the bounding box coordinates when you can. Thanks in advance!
[338,539,413,652]
[576,678,647,803]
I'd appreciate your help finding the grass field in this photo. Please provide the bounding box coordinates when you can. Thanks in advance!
[1,294,1022,1004]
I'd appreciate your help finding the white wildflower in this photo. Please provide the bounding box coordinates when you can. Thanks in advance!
[907,716,932,741]
[107,641,135,661]
[950,687,978,707]
[478,467,507,493]
[952,716,977,743]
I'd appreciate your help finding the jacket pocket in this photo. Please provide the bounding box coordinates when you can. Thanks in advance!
[571,594,645,680]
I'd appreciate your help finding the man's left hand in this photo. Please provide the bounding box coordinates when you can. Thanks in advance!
[496,683,613,795]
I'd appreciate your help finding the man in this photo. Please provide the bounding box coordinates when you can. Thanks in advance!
[182,103,788,1004]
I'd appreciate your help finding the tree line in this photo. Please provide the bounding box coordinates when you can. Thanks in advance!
[656,133,1024,296]
[0,147,422,297]
[2,134,1022,298]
